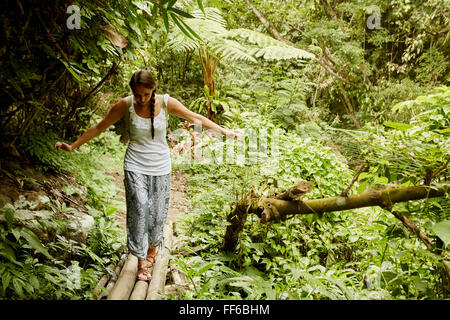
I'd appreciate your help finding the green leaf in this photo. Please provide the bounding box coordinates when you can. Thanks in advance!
[0,242,17,263]
[60,59,84,83]
[197,262,215,275]
[431,220,450,247]
[221,101,230,112]
[383,121,413,131]
[20,228,53,259]
[203,85,210,97]
[86,249,104,264]
[151,3,158,16]
[197,0,205,14]
[209,0,223,9]
[168,7,195,19]
[12,278,24,298]
[2,271,11,295]
[170,12,200,40]
[29,275,40,291]
[162,9,170,32]
[167,0,177,8]
[132,1,152,15]
[7,80,24,99]
[3,208,14,230]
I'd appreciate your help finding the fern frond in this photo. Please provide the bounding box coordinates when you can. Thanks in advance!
[208,39,257,63]
[168,8,313,64]
[226,28,282,47]
[226,28,315,61]
[255,45,314,61]
[167,13,227,52]
[190,7,227,28]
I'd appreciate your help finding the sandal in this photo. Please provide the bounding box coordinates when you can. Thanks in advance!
[137,260,152,281]
[146,247,158,266]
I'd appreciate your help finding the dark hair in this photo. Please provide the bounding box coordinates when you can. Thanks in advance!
[129,70,156,90]
[129,70,157,139]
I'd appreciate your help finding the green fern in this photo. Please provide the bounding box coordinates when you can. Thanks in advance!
[226,28,315,61]
[168,7,313,64]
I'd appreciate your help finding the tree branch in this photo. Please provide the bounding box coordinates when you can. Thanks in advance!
[223,184,449,251]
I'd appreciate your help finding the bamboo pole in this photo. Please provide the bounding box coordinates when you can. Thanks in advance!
[93,274,110,299]
[98,253,127,299]
[107,253,138,300]
[146,221,173,300]
[129,280,149,300]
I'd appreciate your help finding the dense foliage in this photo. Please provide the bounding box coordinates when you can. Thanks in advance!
[0,0,448,300]
[1,125,126,299]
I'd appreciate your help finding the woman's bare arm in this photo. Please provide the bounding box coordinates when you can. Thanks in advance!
[55,98,127,152]
[167,97,243,137]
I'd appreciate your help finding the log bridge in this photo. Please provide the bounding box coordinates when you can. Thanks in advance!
[93,220,192,300]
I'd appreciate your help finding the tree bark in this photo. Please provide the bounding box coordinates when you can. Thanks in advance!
[222,195,250,252]
[338,82,361,128]
[222,184,449,251]
[390,210,434,251]
[319,0,338,20]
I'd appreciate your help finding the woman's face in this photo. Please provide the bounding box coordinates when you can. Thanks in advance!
[133,85,155,106]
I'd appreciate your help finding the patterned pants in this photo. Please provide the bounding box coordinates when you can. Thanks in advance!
[124,170,171,260]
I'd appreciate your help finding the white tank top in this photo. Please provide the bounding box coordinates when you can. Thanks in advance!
[123,94,171,175]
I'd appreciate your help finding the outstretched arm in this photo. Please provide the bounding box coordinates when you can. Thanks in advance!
[55,98,127,152]
[167,97,243,138]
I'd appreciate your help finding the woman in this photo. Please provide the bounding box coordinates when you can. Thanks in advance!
[55,70,242,280]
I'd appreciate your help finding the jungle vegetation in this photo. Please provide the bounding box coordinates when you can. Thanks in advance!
[0,0,448,300]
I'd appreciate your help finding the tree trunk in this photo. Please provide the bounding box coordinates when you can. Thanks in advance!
[222,184,449,251]
[338,82,361,128]
[222,196,250,252]
[319,0,338,20]
[198,47,219,122]
[129,280,149,300]
[390,209,434,251]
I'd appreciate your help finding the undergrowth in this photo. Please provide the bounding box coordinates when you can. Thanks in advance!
[168,95,449,299]
[0,122,127,299]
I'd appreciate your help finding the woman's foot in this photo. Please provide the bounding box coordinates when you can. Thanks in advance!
[137,260,152,281]
[146,247,158,266]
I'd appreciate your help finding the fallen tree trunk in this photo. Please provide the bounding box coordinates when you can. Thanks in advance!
[222,184,449,251]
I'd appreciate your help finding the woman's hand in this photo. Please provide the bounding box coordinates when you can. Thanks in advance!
[54,142,73,153]
[224,128,244,139]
